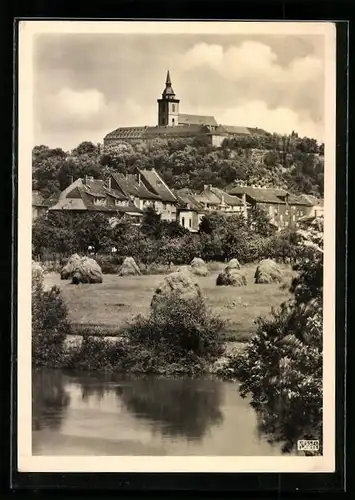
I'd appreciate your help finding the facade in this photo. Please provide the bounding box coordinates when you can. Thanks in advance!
[227,185,314,230]
[194,185,248,217]
[103,71,265,148]
[137,168,178,222]
[174,189,206,232]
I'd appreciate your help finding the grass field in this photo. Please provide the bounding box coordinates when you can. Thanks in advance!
[43,263,295,343]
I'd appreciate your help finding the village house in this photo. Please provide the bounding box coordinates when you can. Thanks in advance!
[174,188,206,232]
[136,168,178,222]
[194,185,248,217]
[109,172,161,211]
[227,185,314,230]
[32,191,47,220]
[49,176,143,224]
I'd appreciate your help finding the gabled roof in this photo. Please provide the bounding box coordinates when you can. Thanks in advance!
[111,173,160,200]
[228,186,288,204]
[194,190,222,206]
[174,189,205,212]
[209,187,245,206]
[32,191,44,206]
[178,114,218,127]
[138,168,176,203]
[297,194,321,206]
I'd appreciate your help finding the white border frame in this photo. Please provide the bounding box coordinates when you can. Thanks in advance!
[17,20,336,473]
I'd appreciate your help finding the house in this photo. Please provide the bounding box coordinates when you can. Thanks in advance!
[194,185,248,217]
[174,188,206,232]
[49,176,143,224]
[137,168,178,222]
[109,172,161,211]
[32,191,47,220]
[227,185,314,230]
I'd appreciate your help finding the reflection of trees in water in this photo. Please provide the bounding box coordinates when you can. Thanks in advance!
[32,369,70,432]
[255,406,323,455]
[115,377,224,441]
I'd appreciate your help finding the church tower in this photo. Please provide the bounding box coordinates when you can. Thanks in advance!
[157,70,180,126]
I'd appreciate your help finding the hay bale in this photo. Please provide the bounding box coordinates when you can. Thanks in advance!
[216,268,247,287]
[151,270,202,311]
[60,253,82,280]
[118,257,141,276]
[254,258,283,284]
[225,258,241,271]
[178,265,193,274]
[71,257,103,284]
[190,257,209,276]
[32,261,44,292]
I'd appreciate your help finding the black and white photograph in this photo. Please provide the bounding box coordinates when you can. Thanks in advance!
[18,21,336,473]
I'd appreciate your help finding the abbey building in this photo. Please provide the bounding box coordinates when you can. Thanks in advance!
[103,71,265,148]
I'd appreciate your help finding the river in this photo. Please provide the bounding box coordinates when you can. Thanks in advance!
[32,368,285,456]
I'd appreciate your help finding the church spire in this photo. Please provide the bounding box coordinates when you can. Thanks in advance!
[166,70,171,86]
[162,70,175,98]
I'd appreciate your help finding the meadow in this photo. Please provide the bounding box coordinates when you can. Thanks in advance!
[43,263,295,343]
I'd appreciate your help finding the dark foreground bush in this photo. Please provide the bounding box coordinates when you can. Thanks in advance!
[228,225,324,455]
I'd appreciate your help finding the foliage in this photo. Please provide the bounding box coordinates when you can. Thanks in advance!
[124,294,225,364]
[32,267,71,367]
[231,222,324,454]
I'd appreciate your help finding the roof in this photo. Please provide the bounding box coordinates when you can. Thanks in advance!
[174,189,205,212]
[219,125,252,135]
[178,114,218,127]
[138,168,177,203]
[228,186,314,206]
[104,127,147,140]
[209,187,245,206]
[41,192,61,208]
[144,125,209,137]
[194,190,222,206]
[297,194,322,206]
[32,191,44,206]
[111,173,160,200]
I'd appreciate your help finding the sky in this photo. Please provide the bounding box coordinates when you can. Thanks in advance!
[33,32,326,151]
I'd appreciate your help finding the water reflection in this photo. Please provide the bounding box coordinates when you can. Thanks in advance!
[115,376,224,441]
[32,368,71,431]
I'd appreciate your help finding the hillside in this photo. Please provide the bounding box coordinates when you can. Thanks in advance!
[32,132,324,201]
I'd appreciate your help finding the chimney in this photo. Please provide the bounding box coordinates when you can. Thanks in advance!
[221,195,225,205]
[69,175,74,185]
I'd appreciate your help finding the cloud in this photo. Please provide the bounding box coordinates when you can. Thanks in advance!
[217,100,323,141]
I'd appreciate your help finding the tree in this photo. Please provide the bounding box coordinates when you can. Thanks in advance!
[72,141,98,156]
[140,206,162,238]
[248,205,274,237]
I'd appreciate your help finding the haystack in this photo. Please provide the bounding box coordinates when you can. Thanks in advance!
[118,257,141,276]
[32,261,44,291]
[71,257,103,284]
[216,268,247,287]
[190,257,209,277]
[60,253,82,280]
[254,258,282,284]
[151,269,202,311]
[225,258,241,271]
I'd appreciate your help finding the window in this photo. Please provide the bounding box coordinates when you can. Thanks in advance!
[285,221,289,227]
[274,207,278,215]
[172,118,175,125]
[182,217,185,227]
[189,219,192,228]
[285,209,289,215]
[297,210,300,216]
[172,104,175,112]
[269,206,273,216]
[292,215,296,222]
[94,197,106,206]
[300,210,304,216]
[279,214,283,221]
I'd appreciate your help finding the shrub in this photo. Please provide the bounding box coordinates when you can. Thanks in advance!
[233,224,324,454]
[124,294,225,363]
[32,283,71,367]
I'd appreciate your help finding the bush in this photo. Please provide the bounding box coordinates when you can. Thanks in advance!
[95,254,123,274]
[124,294,225,364]
[32,282,71,367]
[232,225,324,454]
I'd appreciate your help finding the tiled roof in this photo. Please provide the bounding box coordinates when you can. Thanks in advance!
[138,168,177,203]
[209,187,245,206]
[228,186,314,206]
[32,191,44,206]
[174,189,205,211]
[178,114,218,127]
[194,190,222,206]
[104,127,147,140]
[111,173,160,200]
[219,125,252,135]
[297,194,321,206]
